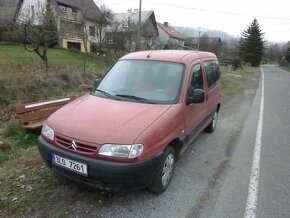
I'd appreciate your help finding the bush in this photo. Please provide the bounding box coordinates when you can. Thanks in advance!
[163,44,170,50]
[90,43,98,53]
[232,57,242,70]
[0,25,16,42]
[1,121,39,147]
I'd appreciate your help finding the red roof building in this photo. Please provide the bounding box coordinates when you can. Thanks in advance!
[157,22,185,49]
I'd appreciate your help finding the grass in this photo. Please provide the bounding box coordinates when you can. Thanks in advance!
[0,124,106,217]
[220,65,253,100]
[0,144,107,217]
[0,44,111,216]
[0,121,39,164]
[281,67,290,73]
[0,44,108,77]
[0,7,15,19]
[0,44,110,128]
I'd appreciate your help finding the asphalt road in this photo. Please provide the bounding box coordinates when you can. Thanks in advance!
[96,66,290,218]
[205,66,290,218]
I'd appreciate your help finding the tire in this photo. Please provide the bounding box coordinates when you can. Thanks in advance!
[204,110,218,133]
[149,146,175,194]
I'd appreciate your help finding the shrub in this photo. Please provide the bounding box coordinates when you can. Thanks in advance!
[232,57,242,70]
[1,121,38,147]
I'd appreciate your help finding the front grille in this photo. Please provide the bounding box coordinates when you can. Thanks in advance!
[55,135,98,154]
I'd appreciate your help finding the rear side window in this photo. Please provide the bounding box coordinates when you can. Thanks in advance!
[204,60,220,90]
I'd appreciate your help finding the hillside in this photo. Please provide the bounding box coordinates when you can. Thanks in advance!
[0,44,110,127]
[174,26,237,40]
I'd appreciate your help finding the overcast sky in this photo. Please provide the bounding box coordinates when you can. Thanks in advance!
[94,0,290,43]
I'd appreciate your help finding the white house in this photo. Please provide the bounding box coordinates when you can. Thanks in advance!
[16,0,103,52]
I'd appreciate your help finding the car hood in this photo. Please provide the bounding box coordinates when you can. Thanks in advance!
[47,94,171,145]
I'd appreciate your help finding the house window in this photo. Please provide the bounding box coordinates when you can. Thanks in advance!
[89,26,95,37]
[60,5,67,12]
[106,34,113,44]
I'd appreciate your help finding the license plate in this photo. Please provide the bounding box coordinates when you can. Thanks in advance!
[51,153,88,176]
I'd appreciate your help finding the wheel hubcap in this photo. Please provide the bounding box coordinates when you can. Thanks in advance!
[212,111,218,129]
[162,154,174,186]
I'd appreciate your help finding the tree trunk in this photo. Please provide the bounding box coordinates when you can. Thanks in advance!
[43,43,49,73]
[83,53,87,73]
[43,55,48,73]
[98,28,102,50]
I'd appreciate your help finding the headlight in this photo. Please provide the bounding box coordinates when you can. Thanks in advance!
[99,144,144,158]
[41,124,54,141]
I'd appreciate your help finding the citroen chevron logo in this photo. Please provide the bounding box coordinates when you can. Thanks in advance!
[69,141,78,151]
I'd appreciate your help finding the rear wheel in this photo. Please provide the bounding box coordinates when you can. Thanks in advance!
[149,146,175,194]
[204,110,218,133]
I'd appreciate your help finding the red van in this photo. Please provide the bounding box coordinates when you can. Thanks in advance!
[38,50,221,193]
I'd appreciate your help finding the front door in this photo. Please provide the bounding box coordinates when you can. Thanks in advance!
[184,61,207,143]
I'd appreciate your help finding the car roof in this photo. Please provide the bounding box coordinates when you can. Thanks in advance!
[120,50,217,63]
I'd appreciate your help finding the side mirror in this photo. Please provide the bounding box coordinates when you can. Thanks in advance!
[186,89,205,105]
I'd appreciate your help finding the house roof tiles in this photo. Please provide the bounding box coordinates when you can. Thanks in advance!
[157,22,185,40]
[114,10,154,24]
[54,0,102,22]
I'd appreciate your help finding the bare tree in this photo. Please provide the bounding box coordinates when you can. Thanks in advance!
[140,21,157,49]
[78,2,91,73]
[199,33,210,51]
[108,17,156,52]
[264,42,284,62]
[17,2,58,72]
[97,4,114,50]
[108,20,125,52]
[121,17,138,51]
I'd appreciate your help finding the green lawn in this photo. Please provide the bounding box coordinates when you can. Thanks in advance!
[220,66,253,100]
[0,44,108,77]
[0,7,16,19]
[0,44,110,129]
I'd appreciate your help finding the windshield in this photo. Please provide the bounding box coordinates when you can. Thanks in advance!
[94,60,184,104]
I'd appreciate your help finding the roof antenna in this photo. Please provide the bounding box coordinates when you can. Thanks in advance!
[147,51,152,58]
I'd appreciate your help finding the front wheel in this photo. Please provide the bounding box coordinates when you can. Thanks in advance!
[204,110,218,133]
[149,146,175,194]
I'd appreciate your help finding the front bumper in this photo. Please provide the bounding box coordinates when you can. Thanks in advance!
[37,136,162,191]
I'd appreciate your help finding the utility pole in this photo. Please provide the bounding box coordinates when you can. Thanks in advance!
[137,0,142,51]
[197,30,201,51]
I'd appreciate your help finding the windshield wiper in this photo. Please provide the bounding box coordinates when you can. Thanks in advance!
[115,94,156,104]
[95,89,119,100]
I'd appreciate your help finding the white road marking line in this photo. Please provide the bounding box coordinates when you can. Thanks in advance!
[244,68,264,218]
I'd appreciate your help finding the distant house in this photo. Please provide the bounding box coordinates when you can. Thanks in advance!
[0,0,21,40]
[16,0,103,52]
[157,22,185,49]
[106,9,159,51]
[185,37,222,52]
[0,0,18,22]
